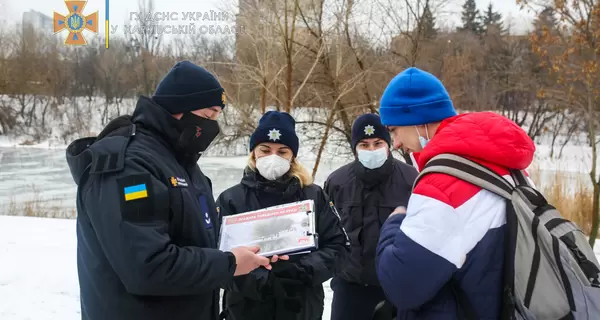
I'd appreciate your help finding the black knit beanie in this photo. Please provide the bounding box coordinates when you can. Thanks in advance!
[249,111,299,157]
[351,113,391,151]
[152,60,226,114]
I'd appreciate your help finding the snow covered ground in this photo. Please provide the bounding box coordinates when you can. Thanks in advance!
[0,215,334,320]
[2,214,600,320]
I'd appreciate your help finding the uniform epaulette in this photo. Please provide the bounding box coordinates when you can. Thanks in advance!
[89,124,136,174]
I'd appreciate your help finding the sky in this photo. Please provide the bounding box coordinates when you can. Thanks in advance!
[0,0,538,43]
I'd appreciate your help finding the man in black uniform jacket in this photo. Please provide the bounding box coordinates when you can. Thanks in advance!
[66,61,272,320]
[324,114,418,320]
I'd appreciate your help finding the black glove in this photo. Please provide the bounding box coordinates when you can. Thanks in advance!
[269,275,305,314]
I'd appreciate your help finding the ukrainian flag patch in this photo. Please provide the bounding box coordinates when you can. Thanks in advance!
[124,183,148,201]
[116,174,163,223]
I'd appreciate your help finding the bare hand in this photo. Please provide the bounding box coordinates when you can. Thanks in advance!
[269,255,290,263]
[230,246,272,276]
[389,206,406,217]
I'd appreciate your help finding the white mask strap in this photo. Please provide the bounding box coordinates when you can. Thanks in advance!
[415,125,430,140]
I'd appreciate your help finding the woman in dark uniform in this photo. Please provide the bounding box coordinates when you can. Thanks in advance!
[216,111,349,320]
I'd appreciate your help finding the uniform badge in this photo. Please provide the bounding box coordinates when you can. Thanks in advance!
[222,91,226,105]
[268,128,282,141]
[169,176,188,188]
[364,125,375,135]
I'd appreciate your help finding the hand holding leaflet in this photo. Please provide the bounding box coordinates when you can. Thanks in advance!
[219,200,318,257]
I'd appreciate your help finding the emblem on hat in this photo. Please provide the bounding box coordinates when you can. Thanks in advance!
[364,125,375,136]
[222,91,226,105]
[268,129,282,141]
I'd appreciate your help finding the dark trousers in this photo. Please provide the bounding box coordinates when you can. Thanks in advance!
[330,277,389,320]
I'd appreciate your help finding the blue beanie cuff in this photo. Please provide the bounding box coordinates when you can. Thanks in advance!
[380,99,456,126]
[153,87,225,114]
[250,127,299,157]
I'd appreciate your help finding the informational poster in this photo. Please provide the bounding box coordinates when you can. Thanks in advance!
[218,200,317,256]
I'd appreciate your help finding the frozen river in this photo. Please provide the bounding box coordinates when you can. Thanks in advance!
[0,147,253,216]
[0,145,591,216]
[0,146,344,215]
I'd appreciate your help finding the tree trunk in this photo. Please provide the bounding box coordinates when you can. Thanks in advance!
[275,84,281,111]
[261,77,267,114]
[285,54,293,112]
[337,105,353,146]
[590,182,600,247]
[550,112,566,159]
[312,103,339,178]
[587,86,598,247]
[282,0,295,113]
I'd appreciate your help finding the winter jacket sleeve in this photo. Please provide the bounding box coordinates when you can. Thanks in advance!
[216,191,272,300]
[81,157,235,297]
[271,188,349,285]
[323,176,332,198]
[375,182,462,310]
[323,176,339,205]
[399,162,419,190]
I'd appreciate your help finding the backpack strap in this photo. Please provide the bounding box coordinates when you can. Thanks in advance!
[414,153,516,320]
[509,169,531,187]
[414,154,514,199]
[509,170,582,240]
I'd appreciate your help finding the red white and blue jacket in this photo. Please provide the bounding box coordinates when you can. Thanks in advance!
[376,112,536,319]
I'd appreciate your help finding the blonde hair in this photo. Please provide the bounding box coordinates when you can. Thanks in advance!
[247,152,314,188]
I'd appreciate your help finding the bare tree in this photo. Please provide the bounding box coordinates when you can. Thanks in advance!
[96,38,132,123]
[379,0,450,67]
[519,0,600,246]
[129,0,163,96]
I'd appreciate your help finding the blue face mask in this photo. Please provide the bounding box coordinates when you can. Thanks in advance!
[357,147,388,169]
[419,136,429,148]
[415,125,430,149]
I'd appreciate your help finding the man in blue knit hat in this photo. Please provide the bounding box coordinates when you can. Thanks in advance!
[66,60,277,320]
[374,67,536,319]
[324,113,417,320]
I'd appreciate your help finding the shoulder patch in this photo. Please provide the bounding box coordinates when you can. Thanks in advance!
[116,173,165,222]
[169,176,188,188]
[89,124,136,175]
